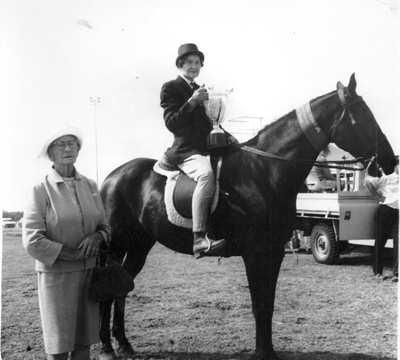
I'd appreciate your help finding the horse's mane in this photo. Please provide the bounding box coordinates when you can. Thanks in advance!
[242,110,296,147]
[242,90,337,147]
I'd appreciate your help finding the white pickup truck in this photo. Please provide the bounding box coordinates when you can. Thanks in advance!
[295,168,390,264]
[2,218,16,228]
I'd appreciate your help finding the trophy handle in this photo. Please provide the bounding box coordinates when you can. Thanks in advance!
[225,88,234,103]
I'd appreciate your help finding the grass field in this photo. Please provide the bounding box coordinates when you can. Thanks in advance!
[1,228,397,360]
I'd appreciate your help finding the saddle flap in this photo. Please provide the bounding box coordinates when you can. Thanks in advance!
[173,173,196,219]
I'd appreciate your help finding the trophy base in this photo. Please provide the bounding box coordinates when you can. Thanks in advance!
[207,131,228,149]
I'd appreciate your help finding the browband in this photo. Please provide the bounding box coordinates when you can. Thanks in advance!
[296,102,329,152]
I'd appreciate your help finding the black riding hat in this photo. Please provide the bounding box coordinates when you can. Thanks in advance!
[175,43,205,68]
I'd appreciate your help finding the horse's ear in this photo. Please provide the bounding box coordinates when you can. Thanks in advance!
[337,81,345,90]
[347,73,358,97]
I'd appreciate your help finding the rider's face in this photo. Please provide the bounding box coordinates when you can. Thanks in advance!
[180,54,202,81]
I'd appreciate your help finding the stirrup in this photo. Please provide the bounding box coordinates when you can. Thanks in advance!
[203,234,212,252]
[193,232,226,259]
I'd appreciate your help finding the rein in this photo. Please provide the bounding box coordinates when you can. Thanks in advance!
[230,142,367,171]
[230,88,374,171]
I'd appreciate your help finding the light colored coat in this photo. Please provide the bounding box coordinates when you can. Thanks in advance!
[23,167,111,272]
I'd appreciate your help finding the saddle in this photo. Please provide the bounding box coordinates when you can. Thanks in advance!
[153,155,222,228]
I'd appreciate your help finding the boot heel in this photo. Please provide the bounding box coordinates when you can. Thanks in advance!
[194,251,205,259]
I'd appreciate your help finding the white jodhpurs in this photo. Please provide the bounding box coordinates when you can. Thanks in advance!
[177,154,215,233]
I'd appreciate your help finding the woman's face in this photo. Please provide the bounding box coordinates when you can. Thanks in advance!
[48,135,80,167]
[179,54,202,81]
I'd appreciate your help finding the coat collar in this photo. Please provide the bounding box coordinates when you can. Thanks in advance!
[49,166,82,184]
[176,75,198,94]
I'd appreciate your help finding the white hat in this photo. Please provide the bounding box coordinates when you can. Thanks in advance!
[38,126,84,159]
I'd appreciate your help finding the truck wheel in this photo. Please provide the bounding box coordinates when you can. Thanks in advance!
[310,223,340,265]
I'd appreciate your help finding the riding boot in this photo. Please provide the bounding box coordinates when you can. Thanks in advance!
[193,232,226,259]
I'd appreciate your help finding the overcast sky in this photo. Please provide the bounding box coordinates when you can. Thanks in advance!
[1,0,399,211]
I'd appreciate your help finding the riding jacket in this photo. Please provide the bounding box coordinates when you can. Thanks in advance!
[160,76,213,165]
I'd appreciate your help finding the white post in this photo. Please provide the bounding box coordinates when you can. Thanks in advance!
[89,97,100,185]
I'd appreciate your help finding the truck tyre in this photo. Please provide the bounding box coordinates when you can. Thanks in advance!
[310,223,340,264]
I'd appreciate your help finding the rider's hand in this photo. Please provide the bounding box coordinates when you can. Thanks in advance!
[193,86,208,102]
[188,85,208,109]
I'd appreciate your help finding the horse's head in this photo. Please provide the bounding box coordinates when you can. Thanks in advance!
[327,74,395,175]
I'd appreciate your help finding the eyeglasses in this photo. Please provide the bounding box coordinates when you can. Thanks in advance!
[52,140,80,150]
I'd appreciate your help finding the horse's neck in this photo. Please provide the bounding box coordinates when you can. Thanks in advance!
[256,111,317,161]
[256,91,339,159]
[231,98,335,194]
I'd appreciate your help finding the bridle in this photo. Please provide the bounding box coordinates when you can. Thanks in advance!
[231,87,379,172]
[330,88,363,140]
[334,87,388,158]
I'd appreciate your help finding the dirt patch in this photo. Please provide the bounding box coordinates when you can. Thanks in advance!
[1,229,397,359]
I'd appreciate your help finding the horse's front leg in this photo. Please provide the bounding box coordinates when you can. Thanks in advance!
[243,239,285,360]
[112,295,135,358]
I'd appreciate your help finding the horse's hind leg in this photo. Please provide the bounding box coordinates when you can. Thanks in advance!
[99,299,115,359]
[111,236,156,357]
[112,295,134,358]
[99,295,136,359]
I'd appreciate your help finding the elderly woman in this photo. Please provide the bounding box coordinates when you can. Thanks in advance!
[23,127,110,360]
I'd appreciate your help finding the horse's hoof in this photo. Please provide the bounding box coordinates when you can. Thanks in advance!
[116,344,135,359]
[98,352,117,360]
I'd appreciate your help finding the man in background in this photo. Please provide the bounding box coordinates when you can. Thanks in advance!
[365,155,399,282]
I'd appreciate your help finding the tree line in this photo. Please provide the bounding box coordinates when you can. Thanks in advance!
[2,211,23,222]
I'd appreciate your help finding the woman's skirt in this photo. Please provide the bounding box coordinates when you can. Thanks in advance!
[38,269,99,354]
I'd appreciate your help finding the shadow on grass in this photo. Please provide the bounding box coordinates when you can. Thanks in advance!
[337,254,372,266]
[339,248,393,267]
[286,246,393,268]
[122,351,396,360]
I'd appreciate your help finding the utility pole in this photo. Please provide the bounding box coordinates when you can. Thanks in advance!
[89,97,100,184]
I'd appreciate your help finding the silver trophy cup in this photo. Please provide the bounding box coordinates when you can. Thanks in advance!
[204,89,233,149]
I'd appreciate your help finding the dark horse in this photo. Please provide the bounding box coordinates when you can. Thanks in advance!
[99,74,395,360]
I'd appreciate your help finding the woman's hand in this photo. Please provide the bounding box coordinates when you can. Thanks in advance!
[188,85,208,109]
[78,232,103,258]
